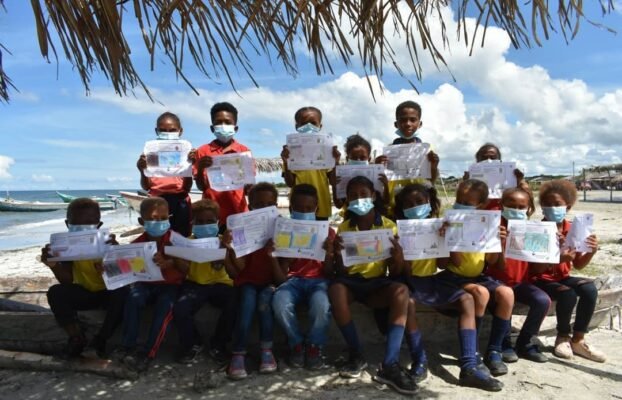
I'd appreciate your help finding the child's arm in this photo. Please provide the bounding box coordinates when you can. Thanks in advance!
[280,145,297,187]
[449,252,462,269]
[378,173,390,205]
[194,155,213,192]
[436,257,450,269]
[154,252,188,274]
[572,234,598,270]
[322,235,336,277]
[428,151,440,183]
[389,237,406,277]
[485,225,507,269]
[332,235,347,276]
[265,239,287,285]
[41,244,73,284]
[136,154,152,191]
[222,229,246,278]
[332,175,345,209]
[326,145,341,190]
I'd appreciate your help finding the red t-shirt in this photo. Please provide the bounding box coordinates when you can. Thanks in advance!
[530,219,572,283]
[193,139,250,225]
[234,247,274,287]
[148,177,188,196]
[287,228,336,279]
[487,218,528,286]
[132,231,186,285]
[485,199,502,211]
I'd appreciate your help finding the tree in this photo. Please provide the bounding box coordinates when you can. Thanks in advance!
[0,0,616,103]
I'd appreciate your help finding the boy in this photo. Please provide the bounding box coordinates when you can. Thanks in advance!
[194,102,251,225]
[173,199,237,364]
[43,198,126,358]
[271,184,335,369]
[121,197,188,372]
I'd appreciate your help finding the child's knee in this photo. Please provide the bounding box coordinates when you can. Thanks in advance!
[577,281,598,301]
[458,292,475,312]
[471,286,490,304]
[392,283,409,301]
[495,286,514,305]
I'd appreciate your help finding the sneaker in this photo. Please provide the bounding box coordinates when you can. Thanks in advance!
[259,348,278,373]
[208,347,229,366]
[484,351,508,376]
[373,363,418,395]
[570,339,606,363]
[289,343,304,368]
[305,345,326,371]
[517,345,548,363]
[177,345,204,364]
[553,336,573,359]
[459,366,503,392]
[89,335,107,359]
[501,347,519,363]
[408,361,428,384]
[227,353,247,380]
[339,351,367,378]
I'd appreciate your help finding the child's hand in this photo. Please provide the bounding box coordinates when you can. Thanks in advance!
[323,236,335,259]
[498,225,507,242]
[188,148,197,163]
[40,244,58,269]
[585,234,598,253]
[136,154,147,172]
[221,229,233,248]
[333,235,344,253]
[427,151,440,168]
[264,239,276,258]
[196,155,213,170]
[513,168,525,183]
[438,221,450,237]
[105,233,118,246]
[462,171,470,181]
[375,155,388,165]
[93,261,105,274]
[154,252,173,269]
[243,184,254,196]
[560,247,577,263]
[332,146,341,163]
[389,237,404,266]
[378,173,389,188]
[280,145,290,161]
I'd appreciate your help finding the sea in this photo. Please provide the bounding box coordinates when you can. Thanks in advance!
[0,190,141,251]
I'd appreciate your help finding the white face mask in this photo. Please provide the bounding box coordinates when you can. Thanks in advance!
[156,131,181,140]
[213,124,236,142]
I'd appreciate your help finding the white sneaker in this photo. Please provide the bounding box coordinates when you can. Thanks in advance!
[570,339,606,363]
[553,336,573,359]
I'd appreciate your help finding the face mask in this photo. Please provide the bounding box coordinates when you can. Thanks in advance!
[396,129,418,139]
[67,224,99,232]
[347,197,375,216]
[403,203,431,220]
[192,223,219,239]
[156,131,181,140]
[296,123,321,134]
[502,207,527,221]
[453,202,476,210]
[213,124,236,143]
[291,211,316,221]
[143,220,170,237]
[347,159,369,165]
[542,206,567,223]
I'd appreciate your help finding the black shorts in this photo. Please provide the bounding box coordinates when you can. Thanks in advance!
[332,275,394,304]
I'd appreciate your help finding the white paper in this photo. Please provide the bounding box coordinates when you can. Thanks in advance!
[340,229,394,267]
[207,152,256,192]
[272,218,329,261]
[505,220,560,263]
[48,229,110,262]
[143,139,193,177]
[102,242,163,290]
[468,160,517,199]
[397,219,449,260]
[564,214,594,253]
[335,164,385,199]
[444,210,502,253]
[164,231,227,263]
[227,206,279,257]
[382,143,432,180]
[286,133,335,171]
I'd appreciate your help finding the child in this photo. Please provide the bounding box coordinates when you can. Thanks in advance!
[486,188,550,363]
[441,179,514,377]
[194,102,251,225]
[272,184,335,370]
[530,180,604,362]
[121,197,188,372]
[137,112,193,236]
[281,106,340,220]
[172,199,237,364]
[224,182,280,379]
[43,198,126,358]
[329,176,416,395]
[394,184,502,391]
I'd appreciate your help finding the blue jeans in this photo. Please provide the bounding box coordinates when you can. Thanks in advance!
[122,283,178,358]
[273,277,331,348]
[232,284,275,353]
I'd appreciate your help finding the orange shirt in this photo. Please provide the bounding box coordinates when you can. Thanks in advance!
[148,177,187,196]
[530,219,572,283]
[132,231,186,285]
[487,217,528,286]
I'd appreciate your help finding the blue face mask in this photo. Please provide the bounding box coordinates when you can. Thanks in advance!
[291,211,316,221]
[192,223,219,238]
[542,206,567,223]
[296,123,321,134]
[213,124,236,143]
[403,203,431,220]
[453,203,476,210]
[156,131,181,140]
[67,224,99,232]
[395,129,418,140]
[347,197,375,216]
[502,207,528,221]
[347,159,369,165]
[143,220,170,237]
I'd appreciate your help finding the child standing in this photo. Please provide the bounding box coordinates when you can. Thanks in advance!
[272,184,335,370]
[194,102,251,225]
[224,183,280,379]
[330,176,416,395]
[173,199,237,364]
[43,198,126,358]
[530,180,604,362]
[137,112,193,236]
[281,106,340,220]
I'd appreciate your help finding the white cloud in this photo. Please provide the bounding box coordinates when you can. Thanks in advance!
[0,156,14,180]
[39,139,117,150]
[31,174,54,183]
[106,176,134,183]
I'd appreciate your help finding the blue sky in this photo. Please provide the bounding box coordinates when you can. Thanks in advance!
[1,2,621,190]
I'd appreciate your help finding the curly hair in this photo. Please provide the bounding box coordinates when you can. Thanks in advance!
[539,179,577,207]
[192,199,220,217]
[394,183,441,219]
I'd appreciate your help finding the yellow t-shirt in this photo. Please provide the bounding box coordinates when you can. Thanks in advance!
[187,259,233,286]
[72,260,106,292]
[446,252,486,278]
[338,215,397,278]
[293,169,331,219]
[410,259,437,277]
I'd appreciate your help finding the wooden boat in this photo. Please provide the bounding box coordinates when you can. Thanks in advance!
[0,197,69,212]
[119,190,204,212]
[55,191,109,203]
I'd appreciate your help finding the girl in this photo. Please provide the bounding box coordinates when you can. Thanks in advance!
[329,176,416,395]
[530,180,604,362]
[395,183,502,391]
[137,112,193,236]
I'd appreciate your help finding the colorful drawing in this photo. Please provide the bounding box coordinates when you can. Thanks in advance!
[292,232,315,249]
[275,232,292,249]
[159,151,182,168]
[232,228,247,246]
[524,232,549,253]
[356,239,382,257]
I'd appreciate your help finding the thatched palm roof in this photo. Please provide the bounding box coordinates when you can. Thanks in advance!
[0,1,616,102]
[255,157,283,174]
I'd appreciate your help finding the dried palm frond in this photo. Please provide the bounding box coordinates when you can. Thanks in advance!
[255,157,283,174]
[0,1,616,103]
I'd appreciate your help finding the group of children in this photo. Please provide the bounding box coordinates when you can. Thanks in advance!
[41,101,604,396]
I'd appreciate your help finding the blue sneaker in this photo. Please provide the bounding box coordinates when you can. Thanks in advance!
[227,353,247,380]
[259,348,277,373]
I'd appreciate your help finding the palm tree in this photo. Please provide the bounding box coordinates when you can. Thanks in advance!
[0,0,616,103]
